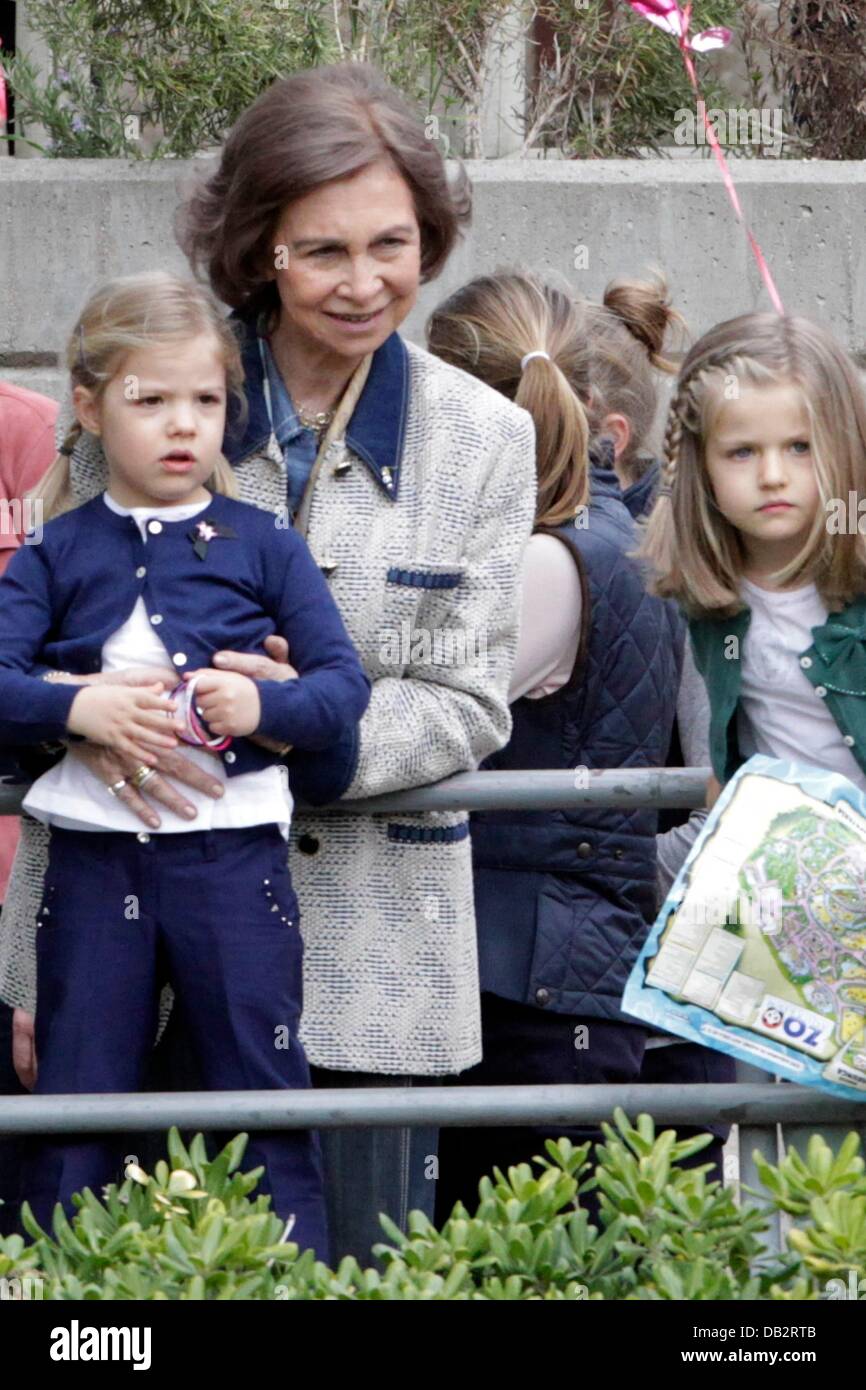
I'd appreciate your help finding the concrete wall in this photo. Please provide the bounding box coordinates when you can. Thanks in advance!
[2,157,865,408]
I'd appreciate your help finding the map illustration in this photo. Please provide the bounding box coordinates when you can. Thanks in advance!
[639,767,866,1092]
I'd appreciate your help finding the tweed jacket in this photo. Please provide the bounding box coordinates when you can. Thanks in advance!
[0,331,537,1076]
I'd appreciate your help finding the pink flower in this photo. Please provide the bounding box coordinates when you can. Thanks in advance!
[625,1,731,52]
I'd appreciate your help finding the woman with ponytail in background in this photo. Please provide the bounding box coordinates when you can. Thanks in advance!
[426,272,685,1216]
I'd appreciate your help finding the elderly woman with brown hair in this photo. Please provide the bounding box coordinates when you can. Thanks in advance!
[1,63,536,1260]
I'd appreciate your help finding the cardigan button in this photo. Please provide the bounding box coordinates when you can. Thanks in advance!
[173,653,187,666]
[577,842,592,859]
[535,987,550,1006]
[224,751,237,765]
[147,520,163,535]
[150,614,163,626]
[135,566,147,579]
[298,834,320,856]
[815,686,828,698]
[136,832,150,844]
[844,735,855,747]
[799,656,812,669]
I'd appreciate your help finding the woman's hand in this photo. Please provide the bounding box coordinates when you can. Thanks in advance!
[212,633,299,683]
[67,684,182,765]
[72,741,225,829]
[12,1008,36,1091]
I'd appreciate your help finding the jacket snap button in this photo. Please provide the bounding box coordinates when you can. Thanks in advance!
[535,987,550,1006]
[577,842,592,859]
[799,656,812,669]
[298,834,320,856]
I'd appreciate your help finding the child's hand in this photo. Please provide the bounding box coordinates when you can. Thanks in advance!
[185,669,261,738]
[67,684,181,764]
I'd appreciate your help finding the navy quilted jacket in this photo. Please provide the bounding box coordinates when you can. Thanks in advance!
[471,463,684,1020]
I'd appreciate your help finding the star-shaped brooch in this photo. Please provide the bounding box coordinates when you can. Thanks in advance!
[188,516,237,560]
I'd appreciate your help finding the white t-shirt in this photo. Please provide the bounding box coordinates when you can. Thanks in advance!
[23,493,292,836]
[737,576,865,791]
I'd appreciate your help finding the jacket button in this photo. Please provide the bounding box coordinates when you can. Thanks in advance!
[815,686,827,698]
[147,520,163,535]
[136,566,147,579]
[535,987,550,1006]
[224,751,237,764]
[799,656,812,669]
[844,734,855,747]
[298,834,320,856]
[150,614,163,626]
[577,842,592,859]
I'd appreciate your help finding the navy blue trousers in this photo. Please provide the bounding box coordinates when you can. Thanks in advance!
[25,824,328,1259]
[435,994,732,1225]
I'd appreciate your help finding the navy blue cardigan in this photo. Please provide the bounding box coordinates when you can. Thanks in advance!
[0,491,371,777]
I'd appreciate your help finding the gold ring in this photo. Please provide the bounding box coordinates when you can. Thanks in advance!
[130,765,157,790]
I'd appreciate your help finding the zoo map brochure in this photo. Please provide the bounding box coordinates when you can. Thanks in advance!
[622,754,866,1097]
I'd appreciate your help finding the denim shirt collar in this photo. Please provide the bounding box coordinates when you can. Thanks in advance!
[225,309,410,501]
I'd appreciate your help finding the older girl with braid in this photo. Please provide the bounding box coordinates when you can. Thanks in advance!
[641,312,866,807]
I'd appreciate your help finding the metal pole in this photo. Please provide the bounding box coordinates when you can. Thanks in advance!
[0,766,712,817]
[0,1084,861,1135]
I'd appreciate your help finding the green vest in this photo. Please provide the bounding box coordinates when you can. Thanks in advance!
[689,594,866,785]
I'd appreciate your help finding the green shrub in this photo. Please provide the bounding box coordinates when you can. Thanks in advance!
[2,1110,864,1299]
[3,0,334,158]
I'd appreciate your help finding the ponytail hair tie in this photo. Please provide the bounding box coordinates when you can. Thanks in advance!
[520,350,551,372]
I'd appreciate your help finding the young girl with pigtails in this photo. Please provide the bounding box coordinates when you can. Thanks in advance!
[640,311,866,805]
[0,271,372,1255]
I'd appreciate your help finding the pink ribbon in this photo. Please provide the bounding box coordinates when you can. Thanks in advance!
[624,0,785,315]
[0,42,7,130]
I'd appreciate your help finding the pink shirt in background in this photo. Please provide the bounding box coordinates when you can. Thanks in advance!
[0,381,59,903]
[509,534,582,702]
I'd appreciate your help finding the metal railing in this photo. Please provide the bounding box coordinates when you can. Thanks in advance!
[1,764,863,1254]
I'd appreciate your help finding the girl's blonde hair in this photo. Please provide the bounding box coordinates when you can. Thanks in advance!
[582,273,685,482]
[35,271,244,520]
[638,311,866,617]
[425,271,591,527]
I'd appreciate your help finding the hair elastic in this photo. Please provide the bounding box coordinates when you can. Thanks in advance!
[520,350,551,372]
[169,675,232,751]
